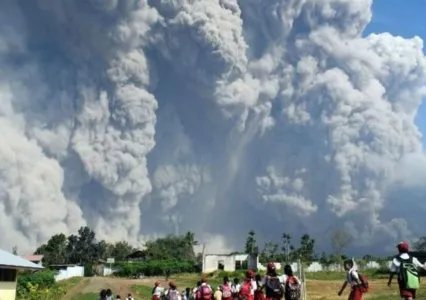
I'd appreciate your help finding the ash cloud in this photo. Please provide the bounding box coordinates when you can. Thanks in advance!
[1,0,426,254]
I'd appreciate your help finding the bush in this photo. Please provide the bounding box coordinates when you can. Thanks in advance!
[84,263,94,277]
[17,270,56,295]
[115,260,196,277]
[17,282,65,300]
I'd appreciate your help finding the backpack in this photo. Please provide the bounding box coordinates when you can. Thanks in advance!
[265,276,284,298]
[222,283,232,299]
[284,276,301,300]
[168,289,179,300]
[356,272,369,293]
[398,256,420,290]
[239,281,252,300]
[196,285,211,300]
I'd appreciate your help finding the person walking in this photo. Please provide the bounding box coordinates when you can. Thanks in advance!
[388,241,426,300]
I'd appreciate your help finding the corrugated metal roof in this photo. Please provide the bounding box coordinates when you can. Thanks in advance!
[0,249,44,270]
[21,255,44,262]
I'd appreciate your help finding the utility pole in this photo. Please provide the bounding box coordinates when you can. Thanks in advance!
[201,244,206,273]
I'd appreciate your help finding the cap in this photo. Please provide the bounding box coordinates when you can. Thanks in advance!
[267,262,276,270]
[397,241,409,252]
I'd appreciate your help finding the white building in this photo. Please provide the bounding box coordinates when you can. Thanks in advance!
[202,253,259,273]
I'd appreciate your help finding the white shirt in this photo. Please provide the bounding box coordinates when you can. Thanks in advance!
[152,286,164,296]
[281,275,301,285]
[166,289,181,300]
[231,283,241,299]
[346,268,360,287]
[199,283,212,292]
[389,253,424,274]
[260,275,287,285]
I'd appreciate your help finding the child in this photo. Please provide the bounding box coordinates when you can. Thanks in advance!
[152,281,164,300]
[337,259,362,300]
[254,274,265,300]
[167,281,180,300]
[282,264,301,300]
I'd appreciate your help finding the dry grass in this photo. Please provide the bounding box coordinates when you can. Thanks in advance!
[306,278,426,300]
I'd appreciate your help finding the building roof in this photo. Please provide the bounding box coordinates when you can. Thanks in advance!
[21,255,44,262]
[0,249,44,270]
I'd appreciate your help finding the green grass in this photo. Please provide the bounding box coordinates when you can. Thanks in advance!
[57,276,85,289]
[132,285,154,299]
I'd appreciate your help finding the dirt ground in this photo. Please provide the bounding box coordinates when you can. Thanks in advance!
[63,277,156,299]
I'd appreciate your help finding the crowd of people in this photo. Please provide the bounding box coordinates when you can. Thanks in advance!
[97,241,426,300]
[99,288,134,300]
[151,263,302,300]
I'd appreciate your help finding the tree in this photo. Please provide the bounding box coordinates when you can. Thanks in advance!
[281,233,294,262]
[414,237,426,251]
[259,241,279,263]
[35,233,68,266]
[319,252,330,266]
[145,232,197,261]
[330,228,353,256]
[110,241,136,262]
[245,230,258,255]
[64,227,101,265]
[296,234,316,262]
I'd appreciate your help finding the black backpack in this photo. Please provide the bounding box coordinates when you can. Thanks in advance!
[285,276,301,300]
[266,276,284,298]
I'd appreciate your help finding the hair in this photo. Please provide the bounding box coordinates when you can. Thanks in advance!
[106,289,112,296]
[284,264,293,276]
[116,296,121,299]
[233,277,239,284]
[255,274,262,282]
[100,289,107,299]
[267,268,277,277]
[197,281,202,287]
[344,259,354,267]
[185,287,191,297]
[223,276,229,284]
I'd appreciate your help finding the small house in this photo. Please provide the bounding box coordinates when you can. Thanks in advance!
[202,253,259,273]
[20,255,44,267]
[0,248,43,300]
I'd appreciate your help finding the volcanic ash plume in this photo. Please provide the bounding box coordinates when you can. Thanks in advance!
[0,0,426,253]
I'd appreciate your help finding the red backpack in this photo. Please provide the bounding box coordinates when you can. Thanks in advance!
[239,280,253,300]
[358,273,369,293]
[221,283,232,299]
[196,285,212,300]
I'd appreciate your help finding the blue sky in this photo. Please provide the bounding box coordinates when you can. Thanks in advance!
[365,0,426,144]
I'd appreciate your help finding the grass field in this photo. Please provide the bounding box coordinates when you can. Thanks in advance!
[59,272,426,299]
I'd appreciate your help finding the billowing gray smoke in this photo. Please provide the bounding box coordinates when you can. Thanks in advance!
[1,0,426,254]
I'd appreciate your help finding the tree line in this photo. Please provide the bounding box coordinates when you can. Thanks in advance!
[30,226,426,267]
[246,229,426,265]
[33,226,198,266]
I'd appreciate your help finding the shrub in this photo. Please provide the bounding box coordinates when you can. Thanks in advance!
[17,282,65,300]
[115,260,196,277]
[17,270,56,294]
[84,263,94,277]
